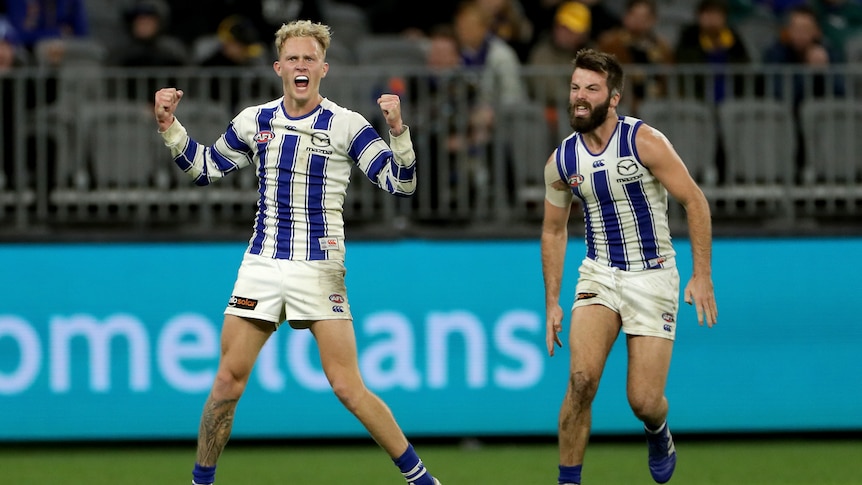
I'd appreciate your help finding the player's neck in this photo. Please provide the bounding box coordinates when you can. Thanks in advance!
[283,94,323,118]
[581,111,618,153]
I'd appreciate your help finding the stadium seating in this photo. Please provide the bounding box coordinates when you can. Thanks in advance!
[798,99,862,217]
[717,98,796,220]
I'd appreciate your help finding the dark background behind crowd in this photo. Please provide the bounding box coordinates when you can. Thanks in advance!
[2,0,861,75]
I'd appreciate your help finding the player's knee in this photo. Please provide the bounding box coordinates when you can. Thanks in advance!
[567,371,600,403]
[329,377,367,412]
[211,367,249,400]
[628,392,665,420]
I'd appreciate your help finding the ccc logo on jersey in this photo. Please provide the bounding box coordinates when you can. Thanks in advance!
[253,131,274,143]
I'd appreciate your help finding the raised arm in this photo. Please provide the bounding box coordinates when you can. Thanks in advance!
[350,94,416,197]
[153,88,253,186]
[635,124,718,327]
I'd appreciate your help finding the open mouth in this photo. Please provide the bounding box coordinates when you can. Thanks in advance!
[574,104,591,116]
[295,75,309,88]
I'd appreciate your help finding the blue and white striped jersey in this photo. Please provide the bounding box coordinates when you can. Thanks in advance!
[554,116,675,271]
[161,97,416,261]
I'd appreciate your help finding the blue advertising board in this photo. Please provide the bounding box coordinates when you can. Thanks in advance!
[0,238,860,440]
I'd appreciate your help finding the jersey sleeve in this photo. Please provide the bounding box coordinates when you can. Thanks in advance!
[545,157,573,208]
[345,112,417,197]
[159,114,255,186]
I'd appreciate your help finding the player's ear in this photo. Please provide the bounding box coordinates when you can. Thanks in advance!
[610,90,621,109]
[322,62,329,77]
[273,60,281,75]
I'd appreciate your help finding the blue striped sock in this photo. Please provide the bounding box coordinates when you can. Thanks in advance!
[393,444,434,485]
[192,463,216,485]
[558,464,582,484]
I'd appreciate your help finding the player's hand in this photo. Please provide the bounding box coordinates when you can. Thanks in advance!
[154,88,184,130]
[377,94,404,136]
[546,304,564,357]
[684,274,717,328]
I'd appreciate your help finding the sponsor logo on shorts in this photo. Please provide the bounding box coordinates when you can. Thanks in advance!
[663,324,673,332]
[661,312,675,323]
[329,293,345,303]
[229,295,258,310]
[332,305,344,313]
[576,292,598,300]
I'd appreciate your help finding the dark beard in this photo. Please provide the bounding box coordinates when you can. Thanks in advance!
[569,96,611,133]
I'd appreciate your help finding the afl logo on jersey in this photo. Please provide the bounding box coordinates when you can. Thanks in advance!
[254,131,274,143]
[567,174,585,187]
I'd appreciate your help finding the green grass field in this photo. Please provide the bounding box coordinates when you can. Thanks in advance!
[1,437,860,484]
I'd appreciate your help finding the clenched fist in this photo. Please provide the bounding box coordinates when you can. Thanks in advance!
[377,94,404,136]
[154,88,184,131]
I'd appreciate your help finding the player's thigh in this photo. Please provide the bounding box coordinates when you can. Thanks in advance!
[569,304,622,377]
[309,319,363,384]
[225,253,289,324]
[625,334,673,401]
[284,260,353,327]
[218,314,275,379]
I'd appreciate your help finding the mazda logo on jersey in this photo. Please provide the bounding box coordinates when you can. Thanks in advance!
[617,159,638,176]
[567,174,585,187]
[253,131,274,143]
[311,132,331,147]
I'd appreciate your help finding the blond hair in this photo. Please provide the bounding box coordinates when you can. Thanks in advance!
[273,20,331,56]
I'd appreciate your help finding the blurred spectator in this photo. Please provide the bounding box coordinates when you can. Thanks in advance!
[521,0,566,46]
[453,0,527,204]
[426,24,464,72]
[597,0,674,115]
[579,0,622,42]
[475,0,534,60]
[763,4,845,176]
[165,0,325,48]
[200,15,270,111]
[810,0,862,59]
[0,15,25,73]
[111,0,187,67]
[341,0,459,36]
[408,24,477,210]
[4,0,88,50]
[201,15,267,67]
[729,0,806,20]
[527,2,593,114]
[1,15,24,189]
[674,0,751,102]
[455,0,528,106]
[0,15,51,192]
[763,4,844,104]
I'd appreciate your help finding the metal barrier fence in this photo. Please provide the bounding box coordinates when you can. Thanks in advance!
[1,64,861,240]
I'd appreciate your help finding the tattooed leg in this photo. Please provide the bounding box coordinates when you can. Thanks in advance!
[196,396,239,466]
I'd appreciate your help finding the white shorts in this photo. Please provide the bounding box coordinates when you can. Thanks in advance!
[224,253,352,329]
[572,257,680,340]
